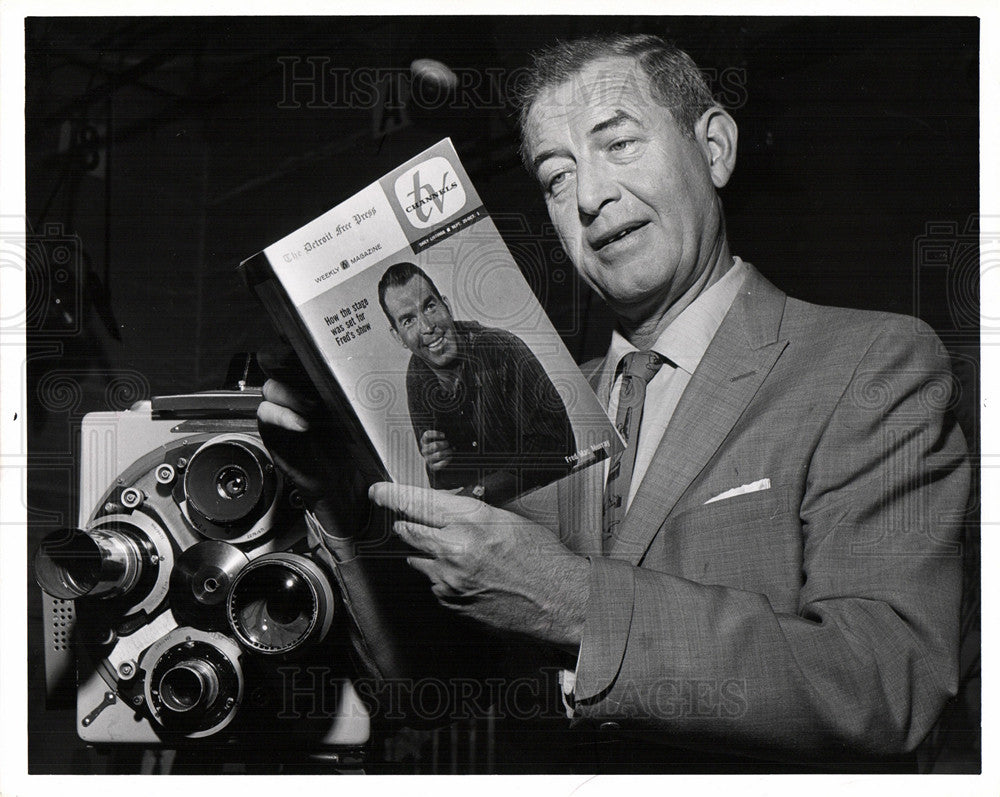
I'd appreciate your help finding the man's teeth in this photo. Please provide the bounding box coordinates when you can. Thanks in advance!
[605,225,640,245]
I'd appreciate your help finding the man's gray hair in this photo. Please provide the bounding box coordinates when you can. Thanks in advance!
[514,33,716,172]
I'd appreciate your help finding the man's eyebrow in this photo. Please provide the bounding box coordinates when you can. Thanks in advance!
[588,109,641,136]
[531,147,564,173]
[530,109,642,173]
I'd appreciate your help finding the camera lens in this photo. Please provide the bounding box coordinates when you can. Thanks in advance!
[158,659,220,714]
[143,631,243,737]
[184,439,273,527]
[169,540,249,630]
[227,554,334,655]
[233,566,311,645]
[216,465,248,500]
[34,525,144,600]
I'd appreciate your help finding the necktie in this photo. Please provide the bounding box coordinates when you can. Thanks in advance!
[602,350,664,552]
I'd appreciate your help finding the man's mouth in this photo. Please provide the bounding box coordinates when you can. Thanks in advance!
[425,335,446,353]
[592,222,648,251]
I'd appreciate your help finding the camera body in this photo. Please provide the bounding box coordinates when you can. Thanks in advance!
[37,390,369,753]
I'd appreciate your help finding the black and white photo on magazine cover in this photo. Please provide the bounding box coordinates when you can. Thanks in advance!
[377,260,576,501]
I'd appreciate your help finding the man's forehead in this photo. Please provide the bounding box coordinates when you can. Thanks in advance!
[525,57,659,149]
[385,275,433,305]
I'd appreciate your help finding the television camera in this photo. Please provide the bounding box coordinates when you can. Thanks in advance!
[33,388,369,766]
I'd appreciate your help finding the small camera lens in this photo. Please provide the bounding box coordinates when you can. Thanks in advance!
[158,659,221,715]
[184,439,273,527]
[143,633,243,737]
[216,465,248,500]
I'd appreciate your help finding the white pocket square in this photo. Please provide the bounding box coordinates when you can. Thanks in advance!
[704,478,771,504]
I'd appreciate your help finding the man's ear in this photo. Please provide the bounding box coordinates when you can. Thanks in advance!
[695,107,738,189]
[389,326,405,347]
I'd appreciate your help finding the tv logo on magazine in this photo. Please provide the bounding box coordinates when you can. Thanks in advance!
[394,156,466,229]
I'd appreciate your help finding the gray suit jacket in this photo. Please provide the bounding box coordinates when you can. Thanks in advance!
[558,264,969,758]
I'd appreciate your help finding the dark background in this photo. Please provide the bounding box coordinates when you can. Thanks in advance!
[25,16,980,773]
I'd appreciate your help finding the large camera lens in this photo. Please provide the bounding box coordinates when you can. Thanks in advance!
[34,526,144,600]
[227,554,334,655]
[184,439,273,527]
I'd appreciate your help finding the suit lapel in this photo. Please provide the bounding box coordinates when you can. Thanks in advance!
[606,266,789,565]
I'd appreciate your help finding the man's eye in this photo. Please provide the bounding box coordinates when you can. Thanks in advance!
[547,170,572,194]
[609,138,636,152]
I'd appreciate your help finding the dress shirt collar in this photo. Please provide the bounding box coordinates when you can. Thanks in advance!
[606,257,748,378]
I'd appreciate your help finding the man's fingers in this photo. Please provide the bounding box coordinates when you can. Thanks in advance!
[405,556,437,581]
[369,482,484,526]
[261,378,319,417]
[257,348,324,406]
[420,443,452,462]
[257,399,309,433]
[420,429,448,444]
[420,439,452,456]
[394,520,456,557]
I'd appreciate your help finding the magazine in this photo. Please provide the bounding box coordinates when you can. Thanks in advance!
[240,138,621,506]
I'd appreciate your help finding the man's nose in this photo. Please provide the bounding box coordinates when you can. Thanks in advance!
[575,159,620,220]
[418,313,435,334]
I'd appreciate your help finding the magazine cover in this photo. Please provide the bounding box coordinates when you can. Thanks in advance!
[241,139,621,505]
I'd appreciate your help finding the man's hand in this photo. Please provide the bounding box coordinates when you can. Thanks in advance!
[256,348,370,540]
[257,378,335,499]
[418,429,454,472]
[368,482,590,650]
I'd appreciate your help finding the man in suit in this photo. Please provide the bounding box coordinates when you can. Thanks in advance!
[377,261,575,504]
[257,33,968,768]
